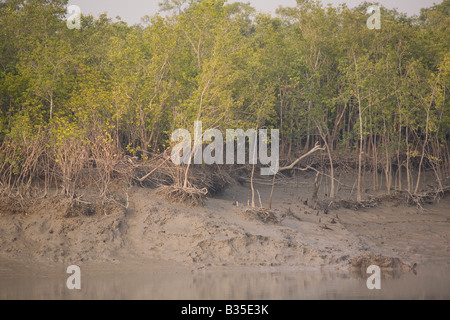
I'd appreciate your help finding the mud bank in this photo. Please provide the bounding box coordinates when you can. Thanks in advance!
[1,176,448,272]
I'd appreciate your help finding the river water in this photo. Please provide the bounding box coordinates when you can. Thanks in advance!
[0,260,448,300]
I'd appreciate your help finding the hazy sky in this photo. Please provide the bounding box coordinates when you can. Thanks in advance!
[67,0,442,25]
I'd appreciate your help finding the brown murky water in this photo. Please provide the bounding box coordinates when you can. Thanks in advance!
[0,261,448,300]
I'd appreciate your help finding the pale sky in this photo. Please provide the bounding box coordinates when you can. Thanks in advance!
[67,0,442,25]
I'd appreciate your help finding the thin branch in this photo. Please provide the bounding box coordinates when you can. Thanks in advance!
[278,142,325,172]
[138,158,169,182]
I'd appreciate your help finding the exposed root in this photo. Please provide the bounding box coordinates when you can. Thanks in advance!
[317,198,379,211]
[132,156,232,196]
[316,185,450,211]
[0,196,27,215]
[244,208,279,224]
[156,185,208,207]
[405,186,450,208]
[66,201,96,218]
[350,253,414,273]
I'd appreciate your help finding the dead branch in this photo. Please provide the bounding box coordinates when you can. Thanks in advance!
[278,142,325,172]
[268,143,325,209]
[292,165,353,189]
[138,158,169,182]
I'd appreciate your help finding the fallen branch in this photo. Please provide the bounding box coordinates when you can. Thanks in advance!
[290,165,352,189]
[138,158,169,182]
[278,142,325,172]
[269,142,325,208]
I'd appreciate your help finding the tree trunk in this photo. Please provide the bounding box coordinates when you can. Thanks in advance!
[268,174,276,209]
[316,124,335,199]
[415,107,430,194]
[305,100,312,151]
[250,163,255,208]
[372,133,378,191]
[406,125,411,193]
[383,120,391,194]
[397,108,402,191]
[50,95,53,120]
[357,100,363,202]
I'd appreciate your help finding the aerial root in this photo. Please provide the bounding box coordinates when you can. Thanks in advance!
[156,185,208,207]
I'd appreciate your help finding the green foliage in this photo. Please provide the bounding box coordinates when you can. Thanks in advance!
[0,0,448,195]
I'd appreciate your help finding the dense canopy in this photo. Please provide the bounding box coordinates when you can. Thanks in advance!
[0,0,449,200]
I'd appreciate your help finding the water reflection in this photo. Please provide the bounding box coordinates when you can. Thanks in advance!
[0,262,449,300]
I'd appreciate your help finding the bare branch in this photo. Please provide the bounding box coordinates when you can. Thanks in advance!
[278,142,325,172]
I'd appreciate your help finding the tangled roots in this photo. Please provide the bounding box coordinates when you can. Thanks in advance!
[156,185,208,207]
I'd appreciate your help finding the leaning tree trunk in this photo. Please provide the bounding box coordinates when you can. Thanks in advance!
[268,143,325,208]
[415,106,430,194]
